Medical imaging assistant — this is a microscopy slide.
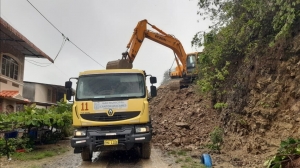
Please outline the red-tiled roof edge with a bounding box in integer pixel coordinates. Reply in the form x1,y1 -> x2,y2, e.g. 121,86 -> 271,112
0,90 -> 19,98
0,17 -> 54,63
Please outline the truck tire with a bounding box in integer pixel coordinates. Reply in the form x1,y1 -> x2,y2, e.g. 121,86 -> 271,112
141,142 -> 151,159
81,147 -> 92,161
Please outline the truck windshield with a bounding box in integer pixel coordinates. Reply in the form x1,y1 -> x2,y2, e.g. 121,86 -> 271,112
76,73 -> 145,100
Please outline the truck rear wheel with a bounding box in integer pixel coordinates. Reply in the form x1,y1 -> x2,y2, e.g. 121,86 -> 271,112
81,147 -> 92,161
141,142 -> 151,159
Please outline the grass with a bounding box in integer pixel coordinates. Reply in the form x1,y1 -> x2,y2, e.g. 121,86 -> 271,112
12,146 -> 69,161
177,150 -> 187,156
168,149 -> 206,168
175,158 -> 183,163
167,150 -> 177,155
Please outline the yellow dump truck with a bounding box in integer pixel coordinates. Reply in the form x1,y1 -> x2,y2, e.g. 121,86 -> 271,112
65,69 -> 157,161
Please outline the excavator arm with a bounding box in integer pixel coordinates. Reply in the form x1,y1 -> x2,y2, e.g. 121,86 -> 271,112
107,19 -> 187,77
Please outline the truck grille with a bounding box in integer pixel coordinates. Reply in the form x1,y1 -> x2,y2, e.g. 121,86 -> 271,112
80,111 -> 140,121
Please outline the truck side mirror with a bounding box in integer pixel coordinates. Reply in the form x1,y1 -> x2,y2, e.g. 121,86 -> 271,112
150,77 -> 157,84
66,89 -> 72,101
150,86 -> 157,97
65,81 -> 72,89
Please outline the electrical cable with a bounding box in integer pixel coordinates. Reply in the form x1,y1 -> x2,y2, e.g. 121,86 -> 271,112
53,34 -> 67,61
69,40 -> 104,68
25,60 -> 69,77
25,60 -> 52,67
26,0 -> 63,35
25,59 -> 52,65
26,0 -> 104,68
52,64 -> 70,77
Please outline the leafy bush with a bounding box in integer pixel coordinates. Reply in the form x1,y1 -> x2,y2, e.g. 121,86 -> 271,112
206,127 -> 223,152
0,101 -> 72,154
0,101 -> 72,132
193,0 -> 300,94
264,137 -> 300,168
0,137 -> 32,156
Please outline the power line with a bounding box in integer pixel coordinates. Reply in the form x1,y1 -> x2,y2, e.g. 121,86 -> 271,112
53,34 -> 67,62
26,0 -> 62,35
26,59 -> 52,67
26,59 -> 52,65
25,59 -> 70,78
26,0 -> 104,68
69,40 -> 104,67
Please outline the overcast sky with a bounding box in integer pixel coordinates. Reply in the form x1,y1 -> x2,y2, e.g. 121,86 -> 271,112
0,0 -> 211,88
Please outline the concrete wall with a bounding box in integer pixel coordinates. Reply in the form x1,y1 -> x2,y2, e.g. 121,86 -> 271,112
0,42 -> 25,82
34,84 -> 51,103
0,42 -> 25,112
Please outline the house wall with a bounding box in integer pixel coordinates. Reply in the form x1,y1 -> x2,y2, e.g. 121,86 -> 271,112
0,42 -> 25,94
0,42 -> 25,84
2,99 -> 16,112
34,84 -> 52,103
0,42 -> 25,112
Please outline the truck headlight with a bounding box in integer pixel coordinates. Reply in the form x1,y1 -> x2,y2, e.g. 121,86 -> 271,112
135,126 -> 150,133
74,130 -> 86,137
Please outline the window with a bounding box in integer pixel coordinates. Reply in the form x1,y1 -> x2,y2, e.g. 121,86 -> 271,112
76,73 -> 145,100
1,55 -> 19,80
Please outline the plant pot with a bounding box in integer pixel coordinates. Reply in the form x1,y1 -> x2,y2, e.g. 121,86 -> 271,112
16,149 -> 25,153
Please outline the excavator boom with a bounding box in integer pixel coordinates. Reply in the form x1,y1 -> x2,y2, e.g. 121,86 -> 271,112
106,19 -> 199,89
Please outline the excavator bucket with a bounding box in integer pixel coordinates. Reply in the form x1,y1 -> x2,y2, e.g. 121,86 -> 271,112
106,59 -> 133,69
168,79 -> 181,90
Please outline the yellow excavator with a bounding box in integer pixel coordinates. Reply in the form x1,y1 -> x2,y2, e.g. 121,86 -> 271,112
106,19 -> 201,88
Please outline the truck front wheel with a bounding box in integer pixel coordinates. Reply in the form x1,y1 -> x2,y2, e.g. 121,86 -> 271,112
81,147 -> 92,161
141,142 -> 151,159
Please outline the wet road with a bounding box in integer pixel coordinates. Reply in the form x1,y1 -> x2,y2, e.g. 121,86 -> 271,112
42,145 -> 177,168
79,147 -> 172,168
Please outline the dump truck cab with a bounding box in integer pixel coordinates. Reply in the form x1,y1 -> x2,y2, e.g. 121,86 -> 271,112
65,69 -> 157,161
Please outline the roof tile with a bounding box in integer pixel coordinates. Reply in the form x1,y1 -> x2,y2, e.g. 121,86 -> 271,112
0,90 -> 19,98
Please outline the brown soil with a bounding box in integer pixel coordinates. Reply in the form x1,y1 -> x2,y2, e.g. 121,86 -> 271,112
150,33 -> 300,168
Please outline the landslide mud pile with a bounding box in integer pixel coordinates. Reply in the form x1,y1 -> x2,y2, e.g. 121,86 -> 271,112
150,83 -> 220,151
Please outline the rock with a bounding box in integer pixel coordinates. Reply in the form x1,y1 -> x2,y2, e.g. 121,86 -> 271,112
164,142 -> 172,147
175,122 -> 190,128
190,150 -> 201,158
172,138 -> 181,146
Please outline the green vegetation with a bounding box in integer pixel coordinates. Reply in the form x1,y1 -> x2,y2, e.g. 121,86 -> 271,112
0,101 -> 72,157
206,127 -> 223,152
264,137 -> 300,168
0,101 -> 72,132
177,150 -> 187,156
213,102 -> 228,109
12,146 -> 68,161
168,149 -> 206,168
193,0 -> 300,98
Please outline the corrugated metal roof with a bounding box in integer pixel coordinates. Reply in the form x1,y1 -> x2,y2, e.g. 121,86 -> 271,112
0,17 -> 54,63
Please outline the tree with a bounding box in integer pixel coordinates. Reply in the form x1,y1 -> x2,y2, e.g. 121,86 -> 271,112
160,69 -> 172,85
193,0 -> 300,93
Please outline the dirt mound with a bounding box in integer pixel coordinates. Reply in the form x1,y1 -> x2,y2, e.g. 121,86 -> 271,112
149,34 -> 300,167
150,83 -> 223,158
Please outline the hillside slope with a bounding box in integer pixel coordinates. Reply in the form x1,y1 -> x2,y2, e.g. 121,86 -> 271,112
150,34 -> 300,167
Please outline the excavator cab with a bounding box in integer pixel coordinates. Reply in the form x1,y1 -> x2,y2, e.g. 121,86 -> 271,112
186,53 -> 197,74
